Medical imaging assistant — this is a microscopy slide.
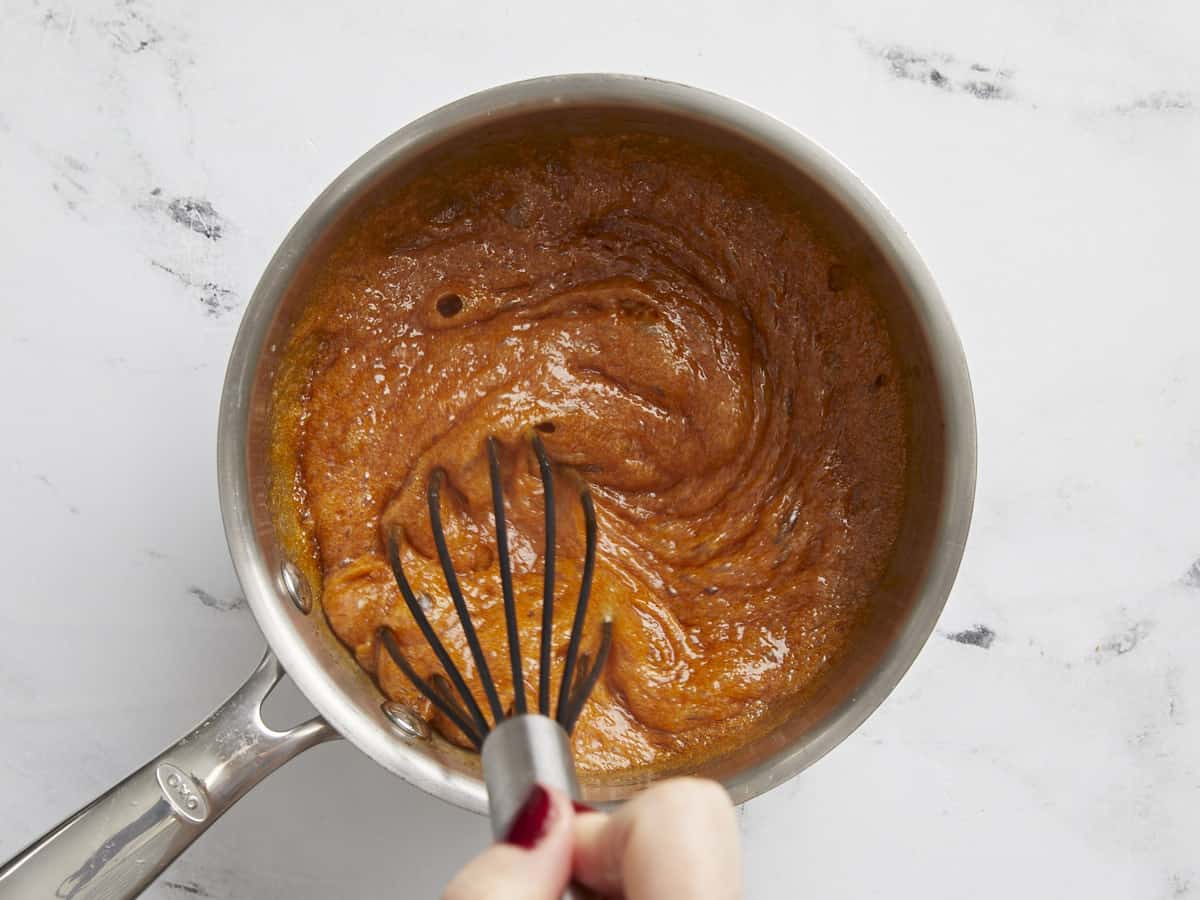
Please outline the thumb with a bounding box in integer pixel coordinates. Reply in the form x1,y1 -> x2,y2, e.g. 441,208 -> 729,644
443,785 -> 574,900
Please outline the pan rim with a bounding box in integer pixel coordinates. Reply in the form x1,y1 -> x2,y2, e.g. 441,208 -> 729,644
217,72 -> 977,813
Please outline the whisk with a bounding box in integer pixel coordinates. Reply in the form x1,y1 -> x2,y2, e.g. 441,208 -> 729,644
376,434 -> 612,843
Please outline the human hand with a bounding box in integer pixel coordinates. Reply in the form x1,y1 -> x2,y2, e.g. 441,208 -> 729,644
444,777 -> 741,899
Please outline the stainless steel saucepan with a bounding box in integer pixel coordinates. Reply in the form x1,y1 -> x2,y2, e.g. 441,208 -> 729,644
0,74 -> 976,899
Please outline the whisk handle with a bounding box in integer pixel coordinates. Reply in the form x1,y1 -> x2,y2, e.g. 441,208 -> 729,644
482,714 -> 597,900
482,714 -> 580,835
0,650 -> 337,900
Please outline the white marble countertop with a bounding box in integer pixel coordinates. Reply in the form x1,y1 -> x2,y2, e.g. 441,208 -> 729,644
2,1 -> 1198,897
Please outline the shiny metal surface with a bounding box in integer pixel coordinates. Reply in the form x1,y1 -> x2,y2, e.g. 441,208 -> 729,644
482,715 -> 581,838
382,701 -> 432,740
482,716 -> 592,900
280,559 -> 313,614
0,651 -> 336,899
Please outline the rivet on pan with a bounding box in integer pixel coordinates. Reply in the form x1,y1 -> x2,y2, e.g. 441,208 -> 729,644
382,702 -> 430,740
280,561 -> 312,615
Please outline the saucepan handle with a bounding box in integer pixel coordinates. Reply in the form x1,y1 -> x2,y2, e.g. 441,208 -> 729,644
0,649 -> 338,899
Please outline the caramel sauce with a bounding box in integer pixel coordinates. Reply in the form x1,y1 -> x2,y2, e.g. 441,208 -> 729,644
269,128 -> 907,775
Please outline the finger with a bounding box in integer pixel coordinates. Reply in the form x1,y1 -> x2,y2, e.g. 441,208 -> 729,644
443,785 -> 575,900
572,778 -> 741,900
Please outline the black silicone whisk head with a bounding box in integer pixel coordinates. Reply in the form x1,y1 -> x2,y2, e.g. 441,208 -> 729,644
377,434 -> 612,750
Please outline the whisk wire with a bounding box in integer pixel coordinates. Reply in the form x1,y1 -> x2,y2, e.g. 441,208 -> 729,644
381,435 -> 609,749
428,672 -> 482,744
428,469 -> 506,725
384,532 -> 491,739
488,437 -> 527,716
532,435 -> 556,717
562,618 -> 614,733
378,628 -> 484,749
555,484 -> 597,724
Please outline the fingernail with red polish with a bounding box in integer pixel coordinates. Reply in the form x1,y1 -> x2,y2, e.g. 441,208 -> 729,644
572,801 -> 597,814
504,785 -> 552,848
